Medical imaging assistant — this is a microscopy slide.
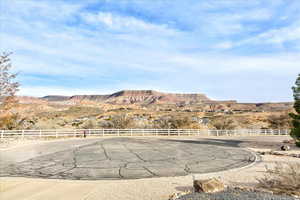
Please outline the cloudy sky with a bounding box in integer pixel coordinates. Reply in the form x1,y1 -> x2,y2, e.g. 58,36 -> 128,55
0,0 -> 299,102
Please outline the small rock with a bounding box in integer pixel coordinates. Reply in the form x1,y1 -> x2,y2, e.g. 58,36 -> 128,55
193,178 -> 225,193
280,145 -> 290,151
169,191 -> 191,200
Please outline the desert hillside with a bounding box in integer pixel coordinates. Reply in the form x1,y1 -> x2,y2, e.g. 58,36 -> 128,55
1,90 -> 292,130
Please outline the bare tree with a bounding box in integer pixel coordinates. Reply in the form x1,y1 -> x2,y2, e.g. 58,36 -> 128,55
0,52 -> 20,129
0,52 -> 19,97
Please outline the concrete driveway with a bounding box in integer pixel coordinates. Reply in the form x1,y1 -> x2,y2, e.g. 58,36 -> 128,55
0,137 -> 255,180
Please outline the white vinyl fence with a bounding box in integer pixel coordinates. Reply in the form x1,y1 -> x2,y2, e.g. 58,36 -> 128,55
0,129 -> 290,139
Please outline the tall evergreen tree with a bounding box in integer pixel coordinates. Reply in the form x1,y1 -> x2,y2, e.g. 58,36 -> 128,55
290,74 -> 300,145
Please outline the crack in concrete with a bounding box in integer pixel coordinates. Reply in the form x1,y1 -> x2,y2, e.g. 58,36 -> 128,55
143,167 -> 158,177
122,144 -> 147,162
100,143 -> 111,161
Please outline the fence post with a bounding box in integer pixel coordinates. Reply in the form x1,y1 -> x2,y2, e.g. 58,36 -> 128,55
88,129 -> 91,136
103,129 -> 105,137
1,130 -> 3,139
73,130 -> 76,138
39,130 -> 42,138
56,130 -> 58,138
22,130 -> 24,139
217,130 -> 219,137
131,129 -> 133,136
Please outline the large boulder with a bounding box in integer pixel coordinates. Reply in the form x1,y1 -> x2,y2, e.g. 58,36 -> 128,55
193,178 -> 225,193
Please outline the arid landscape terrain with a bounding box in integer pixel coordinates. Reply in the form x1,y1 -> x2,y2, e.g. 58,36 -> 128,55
10,90 -> 293,130
1,1 -> 300,200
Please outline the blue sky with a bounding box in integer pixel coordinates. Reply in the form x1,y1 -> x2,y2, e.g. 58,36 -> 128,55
0,0 -> 299,102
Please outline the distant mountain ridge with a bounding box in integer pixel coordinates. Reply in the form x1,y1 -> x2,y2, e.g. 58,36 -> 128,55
42,90 -> 213,105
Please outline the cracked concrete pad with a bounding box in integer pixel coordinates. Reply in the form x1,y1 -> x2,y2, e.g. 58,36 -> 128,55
0,137 -> 256,180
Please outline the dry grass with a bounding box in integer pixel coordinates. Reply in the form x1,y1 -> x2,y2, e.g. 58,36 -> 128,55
257,162 -> 300,197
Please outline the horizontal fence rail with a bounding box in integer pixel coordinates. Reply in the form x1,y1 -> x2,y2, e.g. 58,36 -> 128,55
0,129 -> 290,139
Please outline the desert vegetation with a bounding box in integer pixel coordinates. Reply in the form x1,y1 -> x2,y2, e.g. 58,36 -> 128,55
257,162 -> 300,197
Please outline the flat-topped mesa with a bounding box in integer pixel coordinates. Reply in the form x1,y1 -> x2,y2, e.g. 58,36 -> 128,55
41,90 -> 212,105
110,90 -> 159,97
106,90 -> 211,104
106,90 -> 162,104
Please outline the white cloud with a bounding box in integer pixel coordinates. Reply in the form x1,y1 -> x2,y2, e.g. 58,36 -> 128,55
236,21 -> 300,46
255,25 -> 300,44
80,12 -> 178,35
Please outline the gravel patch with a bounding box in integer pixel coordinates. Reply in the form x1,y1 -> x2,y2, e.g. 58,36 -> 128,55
176,188 -> 298,200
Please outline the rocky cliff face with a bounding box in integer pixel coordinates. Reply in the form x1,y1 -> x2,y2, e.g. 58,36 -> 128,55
42,90 -> 211,105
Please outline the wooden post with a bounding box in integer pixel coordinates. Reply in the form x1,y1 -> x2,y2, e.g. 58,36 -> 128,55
56,130 -> 58,138
1,130 -> 4,139
22,130 -> 24,139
